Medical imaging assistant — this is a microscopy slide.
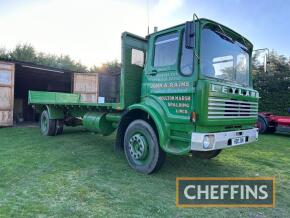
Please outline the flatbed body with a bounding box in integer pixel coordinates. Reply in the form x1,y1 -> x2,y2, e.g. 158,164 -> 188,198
29,91 -> 122,110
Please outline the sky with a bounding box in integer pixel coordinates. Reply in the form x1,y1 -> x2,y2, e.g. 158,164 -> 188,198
0,0 -> 289,67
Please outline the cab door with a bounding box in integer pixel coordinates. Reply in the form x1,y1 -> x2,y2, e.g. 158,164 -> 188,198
0,62 -> 15,126
145,27 -> 195,121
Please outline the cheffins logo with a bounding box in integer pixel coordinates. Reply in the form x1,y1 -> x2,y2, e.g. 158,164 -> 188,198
176,177 -> 275,207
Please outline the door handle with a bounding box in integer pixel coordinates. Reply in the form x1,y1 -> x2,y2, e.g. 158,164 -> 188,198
148,70 -> 157,76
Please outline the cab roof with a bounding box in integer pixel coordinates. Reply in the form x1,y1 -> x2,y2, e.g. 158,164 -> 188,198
146,18 -> 253,49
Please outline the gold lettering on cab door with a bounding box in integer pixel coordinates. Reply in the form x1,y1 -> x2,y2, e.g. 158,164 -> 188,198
151,81 -> 189,89
159,95 -> 191,115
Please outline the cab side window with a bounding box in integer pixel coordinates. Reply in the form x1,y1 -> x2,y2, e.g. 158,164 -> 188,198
154,32 -> 179,67
180,31 -> 194,76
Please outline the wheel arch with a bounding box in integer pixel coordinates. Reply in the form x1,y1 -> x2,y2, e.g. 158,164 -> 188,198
115,104 -> 168,153
34,104 -> 64,120
35,105 -> 65,120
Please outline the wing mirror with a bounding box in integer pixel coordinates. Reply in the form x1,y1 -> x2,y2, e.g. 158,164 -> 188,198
253,48 -> 270,73
185,21 -> 195,49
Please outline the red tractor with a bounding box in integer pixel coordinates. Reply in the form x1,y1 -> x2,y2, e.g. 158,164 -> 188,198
257,111 -> 290,134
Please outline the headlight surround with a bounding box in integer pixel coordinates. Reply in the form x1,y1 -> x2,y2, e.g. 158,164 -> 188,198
203,135 -> 215,149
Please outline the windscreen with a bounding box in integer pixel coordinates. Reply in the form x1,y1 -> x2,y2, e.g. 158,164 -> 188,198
201,26 -> 250,86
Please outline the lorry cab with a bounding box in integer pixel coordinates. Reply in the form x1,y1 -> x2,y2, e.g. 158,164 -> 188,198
121,18 -> 259,156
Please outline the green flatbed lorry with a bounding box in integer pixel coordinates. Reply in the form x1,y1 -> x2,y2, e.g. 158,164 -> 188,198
29,17 -> 259,174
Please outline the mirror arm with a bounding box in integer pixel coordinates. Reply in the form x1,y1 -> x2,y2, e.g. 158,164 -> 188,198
193,13 -> 199,20
253,48 -> 269,73
192,14 -> 199,62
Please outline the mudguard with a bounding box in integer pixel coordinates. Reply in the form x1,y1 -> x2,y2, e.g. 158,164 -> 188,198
45,105 -> 64,120
128,96 -> 170,151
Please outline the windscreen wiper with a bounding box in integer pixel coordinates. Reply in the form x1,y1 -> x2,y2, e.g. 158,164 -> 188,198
215,25 -> 249,53
238,44 -> 248,53
214,25 -> 235,43
235,39 -> 249,53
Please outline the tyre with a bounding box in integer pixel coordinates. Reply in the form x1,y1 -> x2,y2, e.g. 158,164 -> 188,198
257,115 -> 268,134
124,119 -> 166,174
55,120 -> 64,135
192,150 -> 222,159
40,110 -> 56,136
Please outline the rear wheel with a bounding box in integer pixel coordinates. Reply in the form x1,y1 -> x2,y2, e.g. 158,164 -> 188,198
55,120 -> 64,135
124,120 -> 165,174
40,110 -> 56,136
192,150 -> 222,159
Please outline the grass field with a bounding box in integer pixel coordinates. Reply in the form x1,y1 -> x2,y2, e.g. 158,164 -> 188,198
0,126 -> 289,217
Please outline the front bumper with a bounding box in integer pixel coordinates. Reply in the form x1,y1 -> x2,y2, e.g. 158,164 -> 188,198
191,128 -> 258,151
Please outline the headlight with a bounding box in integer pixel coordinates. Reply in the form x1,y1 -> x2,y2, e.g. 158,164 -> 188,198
203,135 -> 214,149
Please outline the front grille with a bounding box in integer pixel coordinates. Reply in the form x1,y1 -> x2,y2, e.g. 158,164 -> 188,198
208,97 -> 258,119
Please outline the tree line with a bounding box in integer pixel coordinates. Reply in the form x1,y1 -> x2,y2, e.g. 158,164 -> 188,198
0,44 -> 120,74
253,51 -> 290,115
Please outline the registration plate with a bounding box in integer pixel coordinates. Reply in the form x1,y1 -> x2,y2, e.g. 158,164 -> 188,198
231,136 -> 246,145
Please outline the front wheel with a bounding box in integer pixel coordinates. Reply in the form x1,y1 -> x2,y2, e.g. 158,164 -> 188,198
124,120 -> 165,174
192,150 -> 222,159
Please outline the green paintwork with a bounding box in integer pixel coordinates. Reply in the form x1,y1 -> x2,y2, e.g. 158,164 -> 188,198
29,91 -> 80,104
29,90 -> 121,109
46,106 -> 65,120
195,80 -> 257,132
29,18 -> 258,156
82,112 -> 116,136
105,113 -> 122,122
120,32 -> 147,109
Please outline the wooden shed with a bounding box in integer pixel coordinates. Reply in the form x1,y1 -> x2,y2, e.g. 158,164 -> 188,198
0,60 -> 74,127
0,59 -> 121,127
